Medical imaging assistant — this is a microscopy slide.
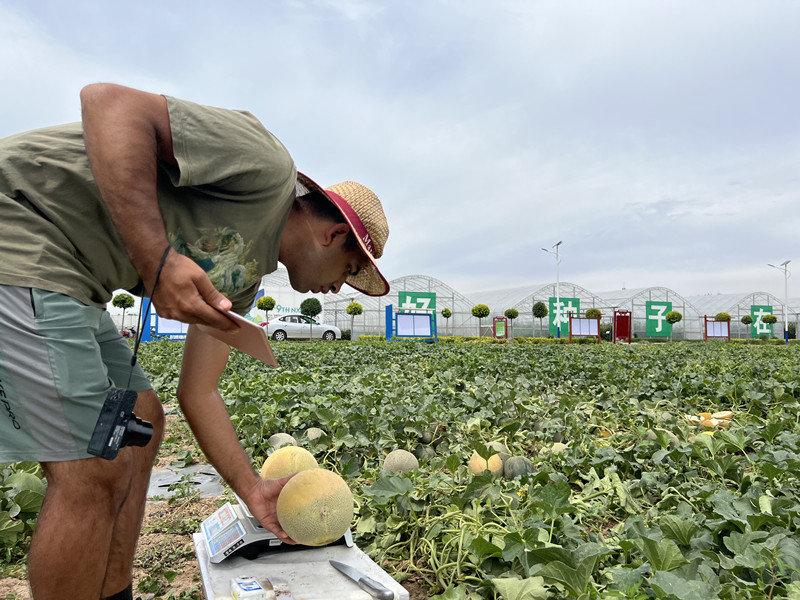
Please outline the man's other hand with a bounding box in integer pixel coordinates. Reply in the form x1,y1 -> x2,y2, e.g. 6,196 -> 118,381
151,252 -> 237,331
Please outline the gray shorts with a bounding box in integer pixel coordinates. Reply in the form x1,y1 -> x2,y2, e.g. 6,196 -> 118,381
0,285 -> 152,463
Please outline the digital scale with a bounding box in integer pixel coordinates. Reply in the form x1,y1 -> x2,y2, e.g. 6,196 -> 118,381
200,494 -> 354,564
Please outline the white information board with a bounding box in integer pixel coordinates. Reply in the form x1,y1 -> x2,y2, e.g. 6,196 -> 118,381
396,313 -> 432,337
707,321 -> 729,338
157,317 -> 188,335
571,318 -> 599,337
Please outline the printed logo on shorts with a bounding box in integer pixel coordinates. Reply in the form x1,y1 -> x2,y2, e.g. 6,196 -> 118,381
0,379 -> 22,430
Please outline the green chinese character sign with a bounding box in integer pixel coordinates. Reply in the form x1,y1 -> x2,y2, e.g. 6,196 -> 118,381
398,291 -> 437,311
548,296 -> 580,337
645,301 -> 673,337
751,305 -> 773,338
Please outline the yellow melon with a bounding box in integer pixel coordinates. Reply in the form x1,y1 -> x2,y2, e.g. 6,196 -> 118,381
468,451 -> 503,476
260,446 -> 319,479
276,468 -> 354,547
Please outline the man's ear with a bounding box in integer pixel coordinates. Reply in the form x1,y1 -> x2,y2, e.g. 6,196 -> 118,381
323,222 -> 351,247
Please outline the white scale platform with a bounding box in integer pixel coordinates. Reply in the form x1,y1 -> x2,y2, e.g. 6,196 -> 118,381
194,498 -> 409,600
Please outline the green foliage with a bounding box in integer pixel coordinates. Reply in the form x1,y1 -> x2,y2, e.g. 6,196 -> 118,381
715,312 -> 731,322
471,304 -> 490,319
741,315 -> 753,325
442,308 -> 453,319
0,462 -> 44,563
532,302 -> 548,319
762,314 -> 778,325
256,295 -> 275,312
666,310 -> 683,325
10,341 -> 800,598
111,292 -> 134,310
504,308 -> 519,320
346,301 -> 364,316
585,308 -> 602,319
299,297 -> 322,318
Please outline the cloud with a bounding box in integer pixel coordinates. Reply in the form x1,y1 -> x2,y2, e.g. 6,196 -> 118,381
1,0 -> 798,300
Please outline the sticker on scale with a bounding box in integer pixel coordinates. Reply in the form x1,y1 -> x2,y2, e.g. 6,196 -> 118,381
201,503 -> 238,539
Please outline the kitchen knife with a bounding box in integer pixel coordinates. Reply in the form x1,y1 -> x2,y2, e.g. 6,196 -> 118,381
329,560 -> 394,599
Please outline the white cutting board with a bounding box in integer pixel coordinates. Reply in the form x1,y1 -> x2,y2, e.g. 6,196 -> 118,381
193,533 -> 409,600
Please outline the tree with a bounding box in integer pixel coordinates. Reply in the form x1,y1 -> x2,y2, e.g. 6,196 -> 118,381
504,308 -> 519,338
666,310 -> 683,341
112,293 -> 135,331
471,304 -> 490,336
740,315 -> 753,339
533,301 -> 548,337
441,308 -> 452,336
585,308 -> 602,320
346,301 -> 363,337
256,295 -> 276,323
300,298 -> 323,339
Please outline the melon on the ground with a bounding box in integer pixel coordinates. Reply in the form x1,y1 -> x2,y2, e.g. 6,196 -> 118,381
468,451 -> 503,475
487,441 -> 511,462
414,444 -> 436,462
504,455 -> 533,479
276,468 -> 354,546
383,449 -> 419,473
305,427 -> 325,441
260,446 -> 318,479
268,433 -> 297,449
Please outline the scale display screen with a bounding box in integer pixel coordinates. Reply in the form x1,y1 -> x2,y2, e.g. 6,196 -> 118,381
206,521 -> 246,557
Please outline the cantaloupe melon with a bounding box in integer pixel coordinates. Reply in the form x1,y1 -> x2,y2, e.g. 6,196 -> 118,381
383,449 -> 419,473
305,427 -> 325,441
268,433 -> 297,449
487,441 -> 511,463
276,468 -> 354,546
504,455 -> 533,479
260,446 -> 318,479
468,451 -> 503,475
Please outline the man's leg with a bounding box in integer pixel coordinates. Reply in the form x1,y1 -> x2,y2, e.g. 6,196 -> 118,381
28,451 -> 135,599
100,390 -> 165,597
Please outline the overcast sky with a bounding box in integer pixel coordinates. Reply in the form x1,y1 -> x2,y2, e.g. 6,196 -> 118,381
2,1 -> 797,299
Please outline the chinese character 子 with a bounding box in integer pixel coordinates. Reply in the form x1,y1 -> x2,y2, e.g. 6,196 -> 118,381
648,304 -> 668,332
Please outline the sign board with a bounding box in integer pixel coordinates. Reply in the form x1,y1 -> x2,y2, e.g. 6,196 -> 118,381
751,305 -> 774,338
548,296 -> 580,337
571,318 -> 599,337
396,313 -> 433,337
613,310 -> 632,343
706,320 -> 730,339
493,316 -> 508,339
398,291 -> 437,311
645,301 -> 673,338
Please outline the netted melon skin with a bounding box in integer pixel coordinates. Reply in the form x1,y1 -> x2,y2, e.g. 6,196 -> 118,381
276,468 -> 354,546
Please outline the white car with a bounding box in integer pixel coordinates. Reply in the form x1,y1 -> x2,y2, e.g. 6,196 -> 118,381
261,314 -> 341,341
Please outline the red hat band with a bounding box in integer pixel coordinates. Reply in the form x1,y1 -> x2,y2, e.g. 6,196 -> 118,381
324,189 -> 376,256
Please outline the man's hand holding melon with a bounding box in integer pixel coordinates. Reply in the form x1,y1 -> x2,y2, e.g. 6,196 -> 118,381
241,475 -> 297,545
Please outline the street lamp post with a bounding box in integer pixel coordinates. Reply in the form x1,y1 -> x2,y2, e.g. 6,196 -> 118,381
541,241 -> 563,338
768,260 -> 792,345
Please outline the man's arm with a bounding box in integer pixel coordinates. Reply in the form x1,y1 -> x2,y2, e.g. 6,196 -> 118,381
177,324 -> 294,543
80,82 -> 234,330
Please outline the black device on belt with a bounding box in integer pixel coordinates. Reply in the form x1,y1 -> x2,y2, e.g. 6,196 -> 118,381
88,245 -> 171,460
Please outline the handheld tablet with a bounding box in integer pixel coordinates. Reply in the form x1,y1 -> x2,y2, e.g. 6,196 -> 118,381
197,311 -> 278,367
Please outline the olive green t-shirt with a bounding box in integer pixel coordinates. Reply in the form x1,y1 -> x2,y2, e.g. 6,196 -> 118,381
0,96 -> 296,314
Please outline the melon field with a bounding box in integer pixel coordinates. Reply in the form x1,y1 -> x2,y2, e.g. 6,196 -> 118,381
3,340 -> 800,599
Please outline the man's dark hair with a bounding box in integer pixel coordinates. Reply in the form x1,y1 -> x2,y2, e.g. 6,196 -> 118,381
295,191 -> 359,252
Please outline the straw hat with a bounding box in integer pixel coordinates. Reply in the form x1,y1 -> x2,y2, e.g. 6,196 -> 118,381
296,172 -> 390,296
